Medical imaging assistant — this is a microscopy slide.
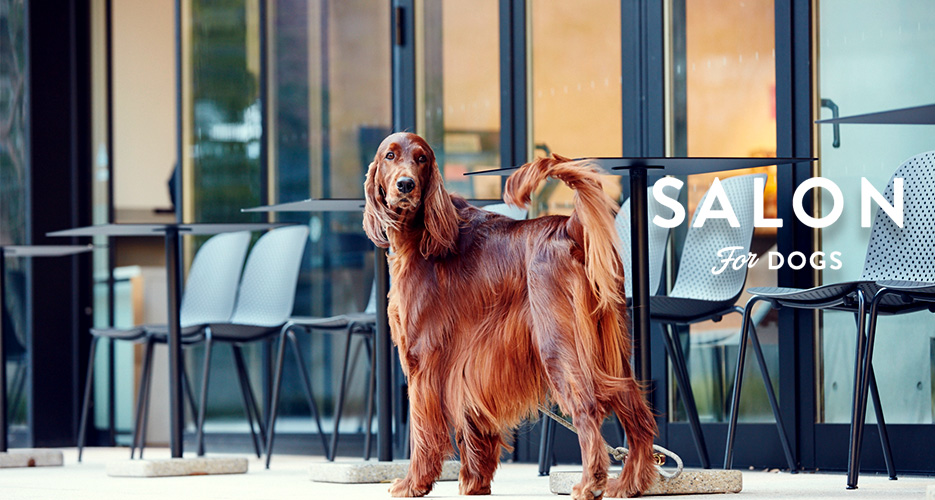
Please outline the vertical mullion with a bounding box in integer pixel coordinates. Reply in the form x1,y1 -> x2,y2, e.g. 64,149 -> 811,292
499,0 -> 526,171
389,0 -> 416,461
775,0 -> 815,471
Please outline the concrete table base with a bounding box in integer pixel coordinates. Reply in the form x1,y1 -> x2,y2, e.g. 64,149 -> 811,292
550,469 -> 742,496
309,460 -> 460,484
106,457 -> 248,477
0,449 -> 64,468
926,484 -> 934,500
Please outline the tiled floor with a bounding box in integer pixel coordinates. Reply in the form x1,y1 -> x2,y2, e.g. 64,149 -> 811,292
2,447 -> 932,499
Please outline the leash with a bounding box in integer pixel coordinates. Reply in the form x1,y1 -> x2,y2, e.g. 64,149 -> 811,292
538,404 -> 683,480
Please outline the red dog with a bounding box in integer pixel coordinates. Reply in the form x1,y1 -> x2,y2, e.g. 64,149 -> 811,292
363,132 -> 657,499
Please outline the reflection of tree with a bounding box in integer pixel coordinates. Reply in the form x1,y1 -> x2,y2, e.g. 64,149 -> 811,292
0,0 -> 27,246
190,0 -> 261,223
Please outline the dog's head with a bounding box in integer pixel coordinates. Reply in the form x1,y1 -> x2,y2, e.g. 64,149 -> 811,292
363,132 -> 458,258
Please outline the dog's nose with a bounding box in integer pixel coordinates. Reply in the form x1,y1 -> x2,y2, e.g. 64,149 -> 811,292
397,177 -> 415,194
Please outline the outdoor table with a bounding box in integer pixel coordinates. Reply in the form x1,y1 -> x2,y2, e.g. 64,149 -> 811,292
1,245 -> 93,452
47,223 -> 286,459
467,157 -> 815,386
243,197 -> 501,461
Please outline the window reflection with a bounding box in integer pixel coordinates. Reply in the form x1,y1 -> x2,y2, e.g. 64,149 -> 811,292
529,0 -> 622,215
671,0 -> 778,424
417,0 -> 501,199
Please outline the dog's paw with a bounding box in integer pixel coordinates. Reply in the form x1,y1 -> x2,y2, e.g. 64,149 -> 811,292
458,481 -> 492,495
389,477 -> 431,498
571,482 -> 604,500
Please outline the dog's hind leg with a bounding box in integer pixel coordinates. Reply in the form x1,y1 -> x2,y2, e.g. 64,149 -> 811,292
604,377 -> 658,498
455,419 -> 502,495
528,262 -> 610,500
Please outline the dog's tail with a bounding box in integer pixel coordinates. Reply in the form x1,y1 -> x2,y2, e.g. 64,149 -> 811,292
504,155 -> 624,313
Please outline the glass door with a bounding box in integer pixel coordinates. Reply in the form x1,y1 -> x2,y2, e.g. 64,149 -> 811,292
815,0 -> 935,472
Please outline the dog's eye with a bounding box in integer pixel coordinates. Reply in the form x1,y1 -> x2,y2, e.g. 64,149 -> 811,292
417,155 -> 427,163
385,152 -> 395,160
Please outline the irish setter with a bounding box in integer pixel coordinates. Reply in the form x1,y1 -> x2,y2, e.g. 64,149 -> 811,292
363,132 -> 657,499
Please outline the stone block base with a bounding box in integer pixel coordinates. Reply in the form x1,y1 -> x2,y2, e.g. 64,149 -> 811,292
308,460 -> 460,484
550,469 -> 742,496
106,457 -> 248,477
0,449 -> 64,468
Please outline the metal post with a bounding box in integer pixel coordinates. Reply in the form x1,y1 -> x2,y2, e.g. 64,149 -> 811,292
629,167 -> 651,384
0,250 -> 7,452
165,228 -> 184,458
374,248 -> 392,461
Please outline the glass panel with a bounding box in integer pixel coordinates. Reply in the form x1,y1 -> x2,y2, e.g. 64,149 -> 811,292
670,0 -> 778,423
529,0 -> 622,215
265,0 -> 392,438
182,0 -> 265,434
0,0 -> 31,445
817,0 -> 935,424
416,0 -> 501,199
188,0 -> 263,225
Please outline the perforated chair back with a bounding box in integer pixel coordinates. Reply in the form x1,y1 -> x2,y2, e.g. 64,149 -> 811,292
228,225 -> 310,327
616,187 -> 676,297
485,202 -> 528,220
179,231 -> 252,328
669,173 -> 765,302
859,150 -> 935,282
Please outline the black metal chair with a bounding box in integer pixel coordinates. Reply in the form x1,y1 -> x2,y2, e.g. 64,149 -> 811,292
264,285 -> 376,467
77,230 -> 251,461
725,150 -> 935,488
192,225 -> 309,458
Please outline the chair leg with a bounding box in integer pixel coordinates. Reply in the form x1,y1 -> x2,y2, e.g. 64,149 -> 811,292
537,409 -> 558,476
846,290 -> 869,489
748,320 -> 797,472
195,335 -> 214,456
287,330 -> 330,460
77,336 -> 101,462
265,329 -> 290,468
362,334 -> 376,461
329,329 -> 355,461
867,368 -> 896,479
848,292 -> 897,488
181,360 -> 199,426
131,337 -> 155,459
861,295 -> 896,480
661,323 -> 710,469
724,298 -> 761,469
233,345 -> 267,449
231,345 -> 263,458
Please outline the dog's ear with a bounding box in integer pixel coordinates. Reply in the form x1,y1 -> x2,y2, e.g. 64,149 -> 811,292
363,161 -> 391,249
419,161 -> 459,258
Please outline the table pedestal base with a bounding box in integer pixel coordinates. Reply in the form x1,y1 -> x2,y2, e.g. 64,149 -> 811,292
926,484 -> 934,500
308,460 -> 460,484
549,469 -> 742,496
0,449 -> 64,468
106,457 -> 248,477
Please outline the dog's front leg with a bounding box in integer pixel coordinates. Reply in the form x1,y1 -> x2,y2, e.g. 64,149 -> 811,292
389,370 -> 449,498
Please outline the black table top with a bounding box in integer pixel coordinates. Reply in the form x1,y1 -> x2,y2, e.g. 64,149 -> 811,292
1,245 -> 94,257
466,156 -> 816,177
47,222 -> 289,238
815,103 -> 935,125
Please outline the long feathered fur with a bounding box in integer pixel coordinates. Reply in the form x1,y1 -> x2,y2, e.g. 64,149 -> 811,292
363,134 -> 657,499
